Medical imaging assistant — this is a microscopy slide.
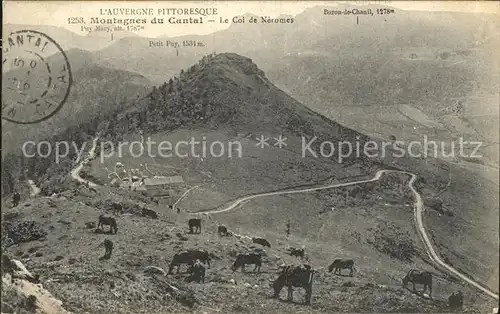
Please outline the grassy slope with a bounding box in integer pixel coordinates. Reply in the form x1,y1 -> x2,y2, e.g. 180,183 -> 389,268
2,174 -> 495,313
423,163 -> 499,291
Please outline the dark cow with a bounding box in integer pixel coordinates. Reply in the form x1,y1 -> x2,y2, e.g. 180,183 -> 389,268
448,291 -> 463,309
98,215 -> 118,234
168,250 -> 211,274
218,225 -> 228,236
402,269 -> 433,298
231,253 -> 262,273
142,207 -> 158,219
12,192 -> 21,207
188,218 -> 202,233
288,248 -> 305,259
188,259 -> 206,283
328,259 -> 355,277
273,264 -> 314,305
252,237 -> 271,248
98,239 -> 114,260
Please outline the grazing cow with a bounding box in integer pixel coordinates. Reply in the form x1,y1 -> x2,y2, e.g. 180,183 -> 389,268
328,259 -> 355,277
273,264 -> 314,305
231,253 -> 262,273
168,250 -> 211,274
288,248 -> 305,259
12,192 -> 21,208
188,259 -> 206,283
218,225 -> 228,236
98,215 -> 118,234
98,239 -> 114,259
402,269 -> 433,298
188,218 -> 202,233
448,291 -> 463,309
142,207 -> 158,219
252,237 -> 271,248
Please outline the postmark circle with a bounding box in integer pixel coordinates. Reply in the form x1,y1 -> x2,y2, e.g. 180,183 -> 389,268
2,30 -> 72,124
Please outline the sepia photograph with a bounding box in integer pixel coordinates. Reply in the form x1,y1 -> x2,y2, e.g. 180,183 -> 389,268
1,1 -> 499,313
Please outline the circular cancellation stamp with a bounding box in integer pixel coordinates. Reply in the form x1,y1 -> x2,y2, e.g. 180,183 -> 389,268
2,30 -> 72,124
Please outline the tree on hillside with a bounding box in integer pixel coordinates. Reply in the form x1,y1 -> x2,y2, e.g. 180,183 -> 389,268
149,86 -> 161,109
199,56 -> 207,66
150,86 -> 158,101
168,78 -> 174,94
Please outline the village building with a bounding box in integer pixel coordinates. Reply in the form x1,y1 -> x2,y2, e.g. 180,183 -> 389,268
142,175 -> 184,196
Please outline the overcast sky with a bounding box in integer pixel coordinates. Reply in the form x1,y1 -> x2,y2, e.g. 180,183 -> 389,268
3,1 -> 499,37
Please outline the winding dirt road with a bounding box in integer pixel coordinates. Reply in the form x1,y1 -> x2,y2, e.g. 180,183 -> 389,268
70,137 -> 100,187
70,137 -> 498,300
195,169 -> 499,301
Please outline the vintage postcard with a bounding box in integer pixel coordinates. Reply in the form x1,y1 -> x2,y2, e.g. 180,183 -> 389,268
1,1 -> 499,313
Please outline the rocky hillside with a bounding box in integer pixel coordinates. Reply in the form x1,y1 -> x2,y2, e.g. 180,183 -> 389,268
1,254 -> 72,314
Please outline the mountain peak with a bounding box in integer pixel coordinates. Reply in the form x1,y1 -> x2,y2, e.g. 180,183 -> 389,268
205,53 -> 267,80
128,52 -> 368,162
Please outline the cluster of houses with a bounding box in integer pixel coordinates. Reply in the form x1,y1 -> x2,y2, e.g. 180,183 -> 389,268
108,162 -> 184,196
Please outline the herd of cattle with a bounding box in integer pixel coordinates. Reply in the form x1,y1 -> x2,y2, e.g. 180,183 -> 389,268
95,214 -> 466,308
